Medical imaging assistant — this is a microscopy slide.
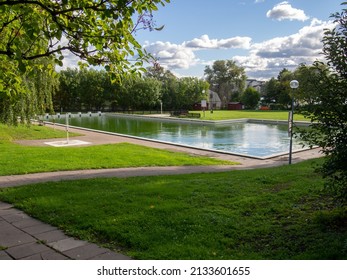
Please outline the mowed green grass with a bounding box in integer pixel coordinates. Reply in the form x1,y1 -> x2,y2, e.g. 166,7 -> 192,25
190,110 -> 308,121
1,159 -> 346,260
0,123 -> 80,142
0,124 -> 236,175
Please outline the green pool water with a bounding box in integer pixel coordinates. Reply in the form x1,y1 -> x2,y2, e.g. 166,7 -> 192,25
51,113 -> 304,158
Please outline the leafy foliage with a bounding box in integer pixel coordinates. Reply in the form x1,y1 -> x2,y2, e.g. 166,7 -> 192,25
117,75 -> 161,110
0,0 -> 169,74
0,58 -> 56,124
204,60 -> 246,108
293,63 -> 329,106
262,68 -> 294,109
0,0 -> 170,123
298,3 -> 347,203
241,87 -> 260,109
55,68 -> 209,111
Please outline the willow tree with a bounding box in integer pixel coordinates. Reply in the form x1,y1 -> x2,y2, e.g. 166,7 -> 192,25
0,0 -> 169,123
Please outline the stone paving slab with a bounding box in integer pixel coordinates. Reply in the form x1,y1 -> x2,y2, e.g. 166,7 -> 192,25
0,201 -> 131,260
0,208 -> 29,222
21,223 -> 58,235
12,218 -> 44,229
48,238 -> 88,252
5,242 -> 52,259
63,243 -> 110,260
0,221 -> 36,247
34,229 -> 70,243
21,250 -> 69,260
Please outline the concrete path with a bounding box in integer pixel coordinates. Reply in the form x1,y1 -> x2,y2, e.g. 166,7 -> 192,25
1,123 -> 324,260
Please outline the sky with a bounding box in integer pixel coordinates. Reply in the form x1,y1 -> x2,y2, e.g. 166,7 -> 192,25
133,0 -> 342,80
61,0 -> 343,81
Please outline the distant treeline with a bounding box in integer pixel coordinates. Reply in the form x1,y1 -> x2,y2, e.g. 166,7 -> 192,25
54,68 -> 209,112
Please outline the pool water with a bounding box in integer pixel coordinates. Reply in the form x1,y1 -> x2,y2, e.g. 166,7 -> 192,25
52,114 -> 304,158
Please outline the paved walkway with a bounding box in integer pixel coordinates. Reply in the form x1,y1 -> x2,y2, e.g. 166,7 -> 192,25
1,124 -> 324,260
0,202 -> 131,260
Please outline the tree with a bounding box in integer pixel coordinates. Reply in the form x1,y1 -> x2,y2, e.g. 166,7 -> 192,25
0,0 -> 169,73
79,69 -> 110,111
113,76 -> 161,110
262,77 -> 279,105
161,74 -> 179,110
293,64 -> 324,106
0,57 -> 56,124
241,87 -> 260,110
177,77 -> 209,110
261,68 -> 294,109
298,3 -> 347,203
54,68 -> 80,112
277,68 -> 293,108
145,64 -> 176,81
145,65 -> 209,110
0,0 -> 169,123
204,60 -> 246,108
129,77 -> 161,110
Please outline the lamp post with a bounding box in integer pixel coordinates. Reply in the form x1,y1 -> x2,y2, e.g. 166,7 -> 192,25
288,80 -> 299,164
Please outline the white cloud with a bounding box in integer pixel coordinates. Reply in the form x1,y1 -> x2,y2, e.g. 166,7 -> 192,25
144,35 -> 251,70
235,18 -> 336,79
143,18 -> 336,79
252,18 -> 334,59
266,1 -> 310,21
184,34 -> 251,50
144,41 -> 198,69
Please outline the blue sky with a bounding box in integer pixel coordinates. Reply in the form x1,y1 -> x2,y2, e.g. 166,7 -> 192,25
134,0 -> 342,80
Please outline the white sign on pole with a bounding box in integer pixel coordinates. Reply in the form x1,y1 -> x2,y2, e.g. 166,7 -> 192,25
201,100 -> 207,108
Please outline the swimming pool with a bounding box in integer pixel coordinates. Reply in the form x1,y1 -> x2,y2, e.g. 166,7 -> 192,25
51,113 -> 305,158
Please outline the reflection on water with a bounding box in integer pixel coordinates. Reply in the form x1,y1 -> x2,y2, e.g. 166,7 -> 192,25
54,114 -> 303,157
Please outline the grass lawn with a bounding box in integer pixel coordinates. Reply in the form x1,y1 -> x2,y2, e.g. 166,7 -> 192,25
0,123 -> 80,142
190,110 -> 309,121
0,124 -> 236,175
1,159 -> 346,260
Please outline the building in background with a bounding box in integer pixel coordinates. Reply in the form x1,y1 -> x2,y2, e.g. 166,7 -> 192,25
208,90 -> 222,110
246,79 -> 265,93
